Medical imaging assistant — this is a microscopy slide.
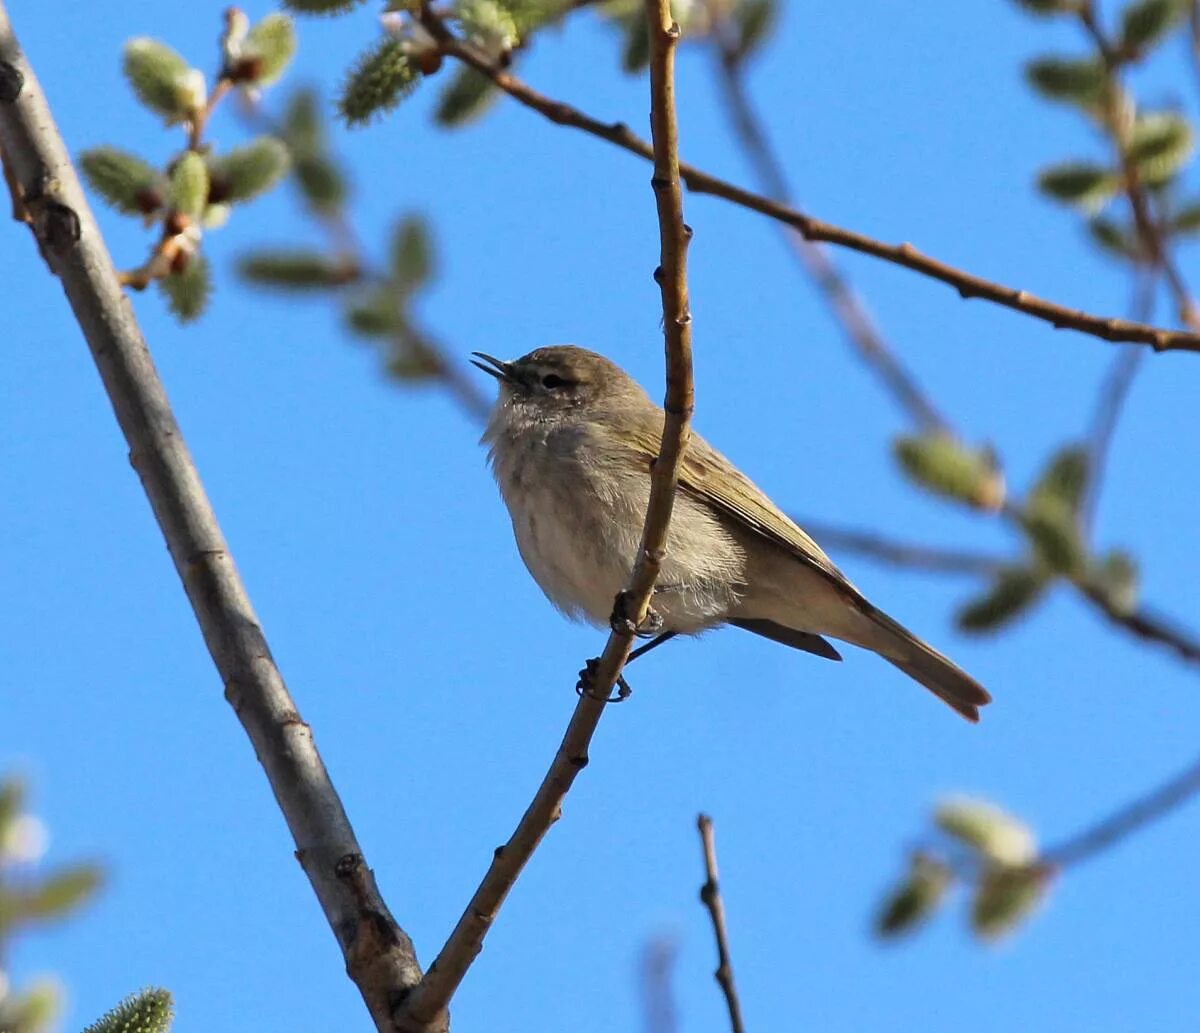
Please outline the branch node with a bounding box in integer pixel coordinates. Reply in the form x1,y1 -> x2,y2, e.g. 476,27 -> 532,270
0,59 -> 22,101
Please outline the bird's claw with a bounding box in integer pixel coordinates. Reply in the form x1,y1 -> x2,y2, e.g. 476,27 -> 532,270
575,658 -> 632,703
609,592 -> 665,639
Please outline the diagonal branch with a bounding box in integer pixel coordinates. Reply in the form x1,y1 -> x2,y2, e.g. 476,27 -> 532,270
0,9 -> 433,1032
1044,752 -> 1200,868
395,0 -> 695,1023
797,520 -> 1010,576
707,19 -> 950,433
415,13 -> 1200,354
696,815 -> 746,1033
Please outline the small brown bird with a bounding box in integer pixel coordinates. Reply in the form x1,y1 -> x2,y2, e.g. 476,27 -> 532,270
473,345 -> 991,721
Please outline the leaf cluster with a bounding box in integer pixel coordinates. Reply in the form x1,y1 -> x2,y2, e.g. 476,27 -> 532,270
876,798 -> 1053,942
77,14 -> 297,323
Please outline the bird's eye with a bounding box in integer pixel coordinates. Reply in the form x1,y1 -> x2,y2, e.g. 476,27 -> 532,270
541,373 -> 569,390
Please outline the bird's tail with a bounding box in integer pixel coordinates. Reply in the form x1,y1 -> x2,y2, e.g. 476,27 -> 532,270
858,604 -> 992,722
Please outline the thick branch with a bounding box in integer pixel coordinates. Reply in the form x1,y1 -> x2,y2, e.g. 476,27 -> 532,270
697,815 -> 746,1033
395,0 -> 695,1023
0,10 -> 432,1032
417,15 -> 1200,354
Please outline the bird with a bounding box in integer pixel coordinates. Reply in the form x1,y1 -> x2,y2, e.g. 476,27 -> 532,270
471,345 -> 991,722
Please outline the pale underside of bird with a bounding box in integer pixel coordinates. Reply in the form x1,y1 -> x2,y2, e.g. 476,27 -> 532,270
473,345 -> 992,722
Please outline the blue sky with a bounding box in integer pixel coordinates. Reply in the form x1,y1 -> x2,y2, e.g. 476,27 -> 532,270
4,1 -> 1200,1031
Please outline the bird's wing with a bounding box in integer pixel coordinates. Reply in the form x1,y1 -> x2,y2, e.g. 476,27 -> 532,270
623,422 -> 864,599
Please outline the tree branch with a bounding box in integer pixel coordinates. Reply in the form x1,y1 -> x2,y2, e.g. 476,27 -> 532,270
0,10 -> 434,1032
1081,276 -> 1151,535
696,815 -> 746,1033
415,13 -> 1200,354
797,520 -> 1010,576
1079,2 -> 1199,330
1044,752 -> 1200,868
707,19 -> 950,433
395,0 -> 696,1023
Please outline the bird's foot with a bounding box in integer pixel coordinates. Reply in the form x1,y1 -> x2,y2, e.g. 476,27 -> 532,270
575,658 -> 632,703
609,591 -> 665,639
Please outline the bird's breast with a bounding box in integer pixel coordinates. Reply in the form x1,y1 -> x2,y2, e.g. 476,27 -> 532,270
487,424 -> 747,632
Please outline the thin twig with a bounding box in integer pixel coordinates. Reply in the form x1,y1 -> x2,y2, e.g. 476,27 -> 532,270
697,815 -> 746,1033
1081,275 -> 1152,535
1044,753 -> 1200,867
187,75 -> 233,151
240,94 -> 490,423
395,0 -> 696,1022
0,10 -> 436,1032
793,519 -> 1200,665
797,520 -> 1010,576
415,13 -> 1200,353
640,937 -> 678,1033
1079,3 -> 1199,330
708,20 -> 949,433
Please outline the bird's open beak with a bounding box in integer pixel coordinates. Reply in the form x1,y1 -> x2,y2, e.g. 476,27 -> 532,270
470,352 -> 515,383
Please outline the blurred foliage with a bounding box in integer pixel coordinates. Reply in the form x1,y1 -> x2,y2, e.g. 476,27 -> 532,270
239,89 -> 450,385
1016,0 -> 1199,254
0,776 -> 103,1033
892,434 -> 1005,511
78,9 -> 296,322
285,0 -> 782,126
876,798 -> 1053,943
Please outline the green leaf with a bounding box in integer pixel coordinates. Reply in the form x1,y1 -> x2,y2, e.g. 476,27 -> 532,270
238,13 -> 297,85
1119,0 -> 1188,52
971,864 -> 1051,941
0,776 -> 25,835
78,147 -> 165,215
1170,200 -> 1200,234
82,988 -> 173,1033
892,434 -> 1005,509
283,0 -> 368,12
0,978 -> 60,1033
1087,549 -> 1140,614
435,66 -> 500,127
935,799 -> 1038,866
158,253 -> 211,322
388,327 -> 444,380
122,39 -> 197,122
1037,162 -> 1121,211
391,215 -> 433,287
238,250 -> 356,289
956,567 -> 1049,633
732,0 -> 776,61
875,852 -> 953,939
1021,498 -> 1087,576
19,865 -> 103,922
1031,445 -> 1089,511
1011,0 -> 1080,13
338,39 -> 421,127
1024,56 -> 1106,107
168,152 -> 209,219
1088,216 -> 1143,259
494,0 -> 571,33
294,154 -> 348,212
1128,112 -> 1194,187
282,88 -> 324,153
456,0 -> 521,51
621,15 -> 651,72
344,288 -> 402,336
208,138 -> 291,204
